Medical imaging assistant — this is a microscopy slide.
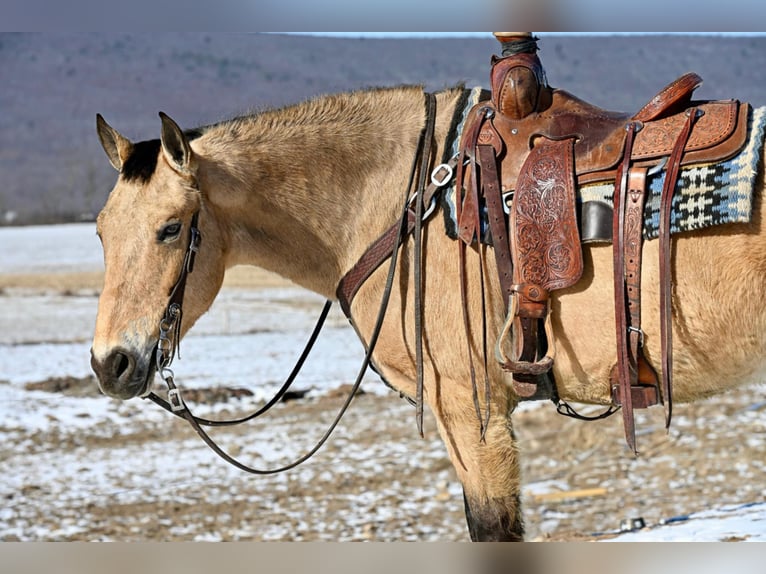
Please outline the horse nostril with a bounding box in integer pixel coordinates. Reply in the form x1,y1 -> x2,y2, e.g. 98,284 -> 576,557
113,352 -> 131,379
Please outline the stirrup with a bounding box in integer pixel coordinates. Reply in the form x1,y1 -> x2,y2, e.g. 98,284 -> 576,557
495,293 -> 556,376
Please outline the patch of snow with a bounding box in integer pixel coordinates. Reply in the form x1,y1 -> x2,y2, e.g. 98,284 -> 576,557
0,223 -> 102,274
608,502 -> 766,542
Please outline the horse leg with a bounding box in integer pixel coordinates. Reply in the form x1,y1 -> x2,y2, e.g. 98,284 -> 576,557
431,384 -> 524,541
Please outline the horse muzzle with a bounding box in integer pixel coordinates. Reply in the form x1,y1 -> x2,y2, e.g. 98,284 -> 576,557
90,346 -> 155,400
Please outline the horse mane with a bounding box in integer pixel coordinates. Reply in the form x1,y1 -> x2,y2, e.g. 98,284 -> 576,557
120,84 -> 448,184
210,84 -> 430,132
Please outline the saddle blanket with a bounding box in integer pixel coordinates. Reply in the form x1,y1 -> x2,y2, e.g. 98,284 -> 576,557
441,89 -> 766,242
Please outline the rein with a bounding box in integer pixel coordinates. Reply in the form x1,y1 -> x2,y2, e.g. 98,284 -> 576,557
144,92 -> 439,474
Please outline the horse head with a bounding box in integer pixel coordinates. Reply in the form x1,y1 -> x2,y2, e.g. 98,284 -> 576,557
91,113 -> 226,400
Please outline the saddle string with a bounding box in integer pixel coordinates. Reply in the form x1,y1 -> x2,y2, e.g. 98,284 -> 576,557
146,94 -> 437,474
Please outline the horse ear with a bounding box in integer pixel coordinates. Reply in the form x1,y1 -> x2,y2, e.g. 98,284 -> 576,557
159,112 -> 194,175
96,114 -> 133,172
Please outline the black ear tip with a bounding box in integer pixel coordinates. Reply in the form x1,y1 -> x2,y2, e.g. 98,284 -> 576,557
159,112 -> 179,130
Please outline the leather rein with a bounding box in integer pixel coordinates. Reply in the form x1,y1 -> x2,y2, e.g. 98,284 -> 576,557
144,93 -> 441,474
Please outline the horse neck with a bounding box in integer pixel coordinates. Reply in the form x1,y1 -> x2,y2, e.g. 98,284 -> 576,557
194,87 -> 463,299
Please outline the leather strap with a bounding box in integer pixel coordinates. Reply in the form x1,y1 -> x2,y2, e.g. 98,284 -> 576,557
337,210 -> 416,317
457,106 -> 493,244
413,93 -> 437,436
659,106 -> 701,429
625,167 -> 648,349
155,210 -> 201,367
612,122 -> 640,453
336,92 -> 440,436
148,300 -> 332,426
610,166 -> 660,415
336,157 -> 458,316
454,107 -> 496,436
478,143 -> 513,308
625,167 -> 661,406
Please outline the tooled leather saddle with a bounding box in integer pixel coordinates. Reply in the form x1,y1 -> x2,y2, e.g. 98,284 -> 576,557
457,33 -> 750,452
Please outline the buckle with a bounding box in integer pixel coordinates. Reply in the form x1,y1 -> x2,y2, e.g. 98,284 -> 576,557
167,387 -> 185,413
189,227 -> 201,253
502,191 -> 514,214
186,227 -> 201,273
627,326 -> 645,347
430,163 -> 454,187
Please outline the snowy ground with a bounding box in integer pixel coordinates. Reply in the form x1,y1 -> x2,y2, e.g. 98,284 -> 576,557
1,223 -> 765,541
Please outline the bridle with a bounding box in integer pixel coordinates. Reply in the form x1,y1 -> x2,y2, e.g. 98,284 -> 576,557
144,93 -> 440,474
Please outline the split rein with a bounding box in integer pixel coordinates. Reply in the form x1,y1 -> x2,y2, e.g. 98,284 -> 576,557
144,93 -> 440,475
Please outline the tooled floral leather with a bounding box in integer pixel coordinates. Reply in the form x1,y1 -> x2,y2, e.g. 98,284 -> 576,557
631,100 -> 737,158
510,137 -> 584,294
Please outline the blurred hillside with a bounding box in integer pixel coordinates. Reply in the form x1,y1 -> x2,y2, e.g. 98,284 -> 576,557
1,33 -> 765,225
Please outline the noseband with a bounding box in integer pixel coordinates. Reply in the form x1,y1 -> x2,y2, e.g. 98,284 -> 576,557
143,92 -> 440,474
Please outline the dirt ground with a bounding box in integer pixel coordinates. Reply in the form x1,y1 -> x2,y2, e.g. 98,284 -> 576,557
3,269 -> 766,542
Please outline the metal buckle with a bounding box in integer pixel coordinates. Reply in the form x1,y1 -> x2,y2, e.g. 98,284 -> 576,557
189,227 -> 201,253
430,163 -> 454,187
502,191 -> 514,214
186,227 -> 201,272
628,326 -> 645,347
167,387 -> 185,412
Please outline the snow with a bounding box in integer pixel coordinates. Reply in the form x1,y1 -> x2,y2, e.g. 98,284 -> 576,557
0,223 -> 103,274
608,502 -> 766,542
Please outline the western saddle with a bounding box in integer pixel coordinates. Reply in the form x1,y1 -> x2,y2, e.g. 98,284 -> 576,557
458,33 -> 749,452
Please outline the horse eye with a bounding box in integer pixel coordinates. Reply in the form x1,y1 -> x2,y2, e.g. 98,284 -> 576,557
157,221 -> 182,242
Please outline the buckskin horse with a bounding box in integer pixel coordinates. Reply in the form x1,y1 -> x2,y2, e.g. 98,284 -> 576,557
90,34 -> 766,541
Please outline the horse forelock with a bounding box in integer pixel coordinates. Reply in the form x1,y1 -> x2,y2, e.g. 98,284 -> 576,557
121,129 -> 204,184
121,139 -> 161,183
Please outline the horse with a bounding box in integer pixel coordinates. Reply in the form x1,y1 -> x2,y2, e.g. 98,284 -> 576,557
90,83 -> 766,541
